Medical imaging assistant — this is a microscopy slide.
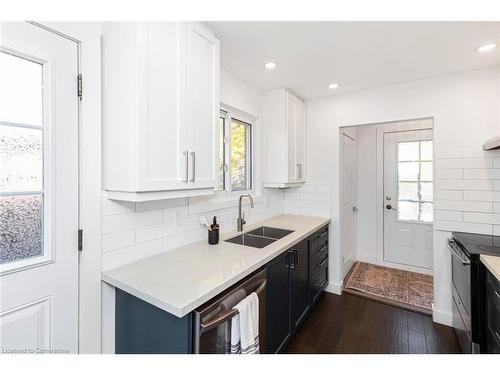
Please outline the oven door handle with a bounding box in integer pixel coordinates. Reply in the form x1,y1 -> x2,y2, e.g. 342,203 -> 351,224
448,242 -> 470,266
200,279 -> 267,333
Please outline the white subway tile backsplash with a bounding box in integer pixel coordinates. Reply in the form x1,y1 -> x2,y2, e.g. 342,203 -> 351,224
435,190 -> 463,201
463,190 -> 500,202
102,230 -> 135,252
434,200 -> 492,213
435,158 -> 493,169
435,169 -> 463,180
494,181 -> 500,191
102,210 -> 162,234
102,239 -> 164,271
101,198 -> 135,216
463,169 -> 500,180
435,151 -> 463,159
494,203 -> 500,213
434,210 -> 463,222
136,221 -> 186,243
494,158 -> 500,168
434,220 -> 492,235
494,226 -> 500,236
435,179 -> 493,191
463,212 -> 500,225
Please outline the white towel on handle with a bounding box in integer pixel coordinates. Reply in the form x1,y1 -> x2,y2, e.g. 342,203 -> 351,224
230,292 -> 259,354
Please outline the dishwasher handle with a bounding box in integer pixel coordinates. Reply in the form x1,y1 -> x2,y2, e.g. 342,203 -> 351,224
200,278 -> 267,333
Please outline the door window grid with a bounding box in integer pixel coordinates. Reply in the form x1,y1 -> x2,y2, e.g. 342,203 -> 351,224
217,110 -> 253,192
0,51 -> 45,265
397,140 -> 433,223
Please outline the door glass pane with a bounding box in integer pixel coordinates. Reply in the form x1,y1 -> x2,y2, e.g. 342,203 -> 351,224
421,202 -> 433,223
398,162 -> 419,181
398,142 -> 419,161
0,52 -> 43,126
396,139 -> 433,223
399,182 -> 418,201
420,162 -> 433,181
0,194 -> 43,264
398,201 -> 419,221
0,126 -> 43,192
420,182 -> 433,202
230,118 -> 248,191
420,141 -> 433,161
0,52 -> 45,266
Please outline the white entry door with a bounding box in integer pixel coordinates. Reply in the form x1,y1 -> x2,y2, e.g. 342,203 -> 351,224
341,133 -> 357,277
0,22 -> 79,353
383,129 -> 433,269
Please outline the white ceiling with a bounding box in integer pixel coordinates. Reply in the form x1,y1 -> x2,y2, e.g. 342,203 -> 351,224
207,21 -> 500,100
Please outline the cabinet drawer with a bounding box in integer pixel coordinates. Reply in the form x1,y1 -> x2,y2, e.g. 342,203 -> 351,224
310,226 -> 328,252
310,261 -> 328,304
311,241 -> 328,261
311,250 -> 328,274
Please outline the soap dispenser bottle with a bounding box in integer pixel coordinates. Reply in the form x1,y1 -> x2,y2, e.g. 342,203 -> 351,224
208,216 -> 219,245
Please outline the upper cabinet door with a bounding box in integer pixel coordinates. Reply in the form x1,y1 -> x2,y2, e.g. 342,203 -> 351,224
295,99 -> 306,182
136,22 -> 188,191
186,22 -> 220,189
286,92 -> 298,182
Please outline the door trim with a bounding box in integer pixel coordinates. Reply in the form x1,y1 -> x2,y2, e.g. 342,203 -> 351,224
30,22 -> 103,354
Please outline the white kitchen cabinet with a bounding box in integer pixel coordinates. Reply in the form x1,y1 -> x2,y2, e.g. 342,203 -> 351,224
102,22 -> 220,201
263,89 -> 306,188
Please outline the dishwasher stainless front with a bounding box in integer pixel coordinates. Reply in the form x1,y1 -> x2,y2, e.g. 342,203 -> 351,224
193,269 -> 267,354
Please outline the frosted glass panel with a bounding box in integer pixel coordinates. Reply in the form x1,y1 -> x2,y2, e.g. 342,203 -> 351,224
398,162 -> 419,181
398,201 -> 419,221
0,125 -> 43,192
421,202 -> 433,223
420,141 -> 433,161
0,194 -> 43,264
420,162 -> 433,181
398,142 -> 419,161
0,52 -> 43,126
421,182 -> 433,202
399,182 -> 418,201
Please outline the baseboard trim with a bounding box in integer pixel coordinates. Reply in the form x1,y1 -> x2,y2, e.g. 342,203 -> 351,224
325,280 -> 343,295
432,305 -> 453,327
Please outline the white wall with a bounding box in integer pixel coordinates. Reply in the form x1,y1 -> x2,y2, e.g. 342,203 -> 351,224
300,65 -> 500,325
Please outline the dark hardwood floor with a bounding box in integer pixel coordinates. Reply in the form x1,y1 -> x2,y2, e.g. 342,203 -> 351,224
286,292 -> 461,354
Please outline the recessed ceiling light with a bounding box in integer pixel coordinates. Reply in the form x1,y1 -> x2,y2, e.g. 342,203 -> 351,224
328,83 -> 339,89
476,43 -> 497,53
264,62 -> 276,69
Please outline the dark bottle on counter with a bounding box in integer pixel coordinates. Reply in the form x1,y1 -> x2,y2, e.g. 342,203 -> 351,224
208,216 -> 219,245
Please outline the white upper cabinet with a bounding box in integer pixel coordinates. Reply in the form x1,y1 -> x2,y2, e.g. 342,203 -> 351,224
102,22 -> 220,201
263,89 -> 306,188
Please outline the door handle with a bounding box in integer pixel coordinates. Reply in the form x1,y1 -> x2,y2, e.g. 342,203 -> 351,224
386,204 -> 397,211
190,151 -> 196,182
183,150 -> 189,182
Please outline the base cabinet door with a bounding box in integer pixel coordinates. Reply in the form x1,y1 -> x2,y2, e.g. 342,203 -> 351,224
265,251 -> 291,353
290,240 -> 310,331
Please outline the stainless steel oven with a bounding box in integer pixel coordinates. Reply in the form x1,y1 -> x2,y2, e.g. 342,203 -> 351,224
449,238 -> 479,353
192,269 -> 266,354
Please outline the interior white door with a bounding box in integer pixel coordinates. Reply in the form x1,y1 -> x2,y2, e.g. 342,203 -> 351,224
383,129 -> 433,269
0,22 -> 79,353
341,133 -> 357,277
186,22 -> 219,189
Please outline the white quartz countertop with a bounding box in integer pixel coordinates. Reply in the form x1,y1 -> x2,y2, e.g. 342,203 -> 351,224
102,214 -> 331,318
481,254 -> 500,282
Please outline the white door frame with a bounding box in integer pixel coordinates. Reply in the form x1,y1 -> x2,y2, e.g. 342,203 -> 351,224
375,118 -> 434,275
33,22 -> 103,354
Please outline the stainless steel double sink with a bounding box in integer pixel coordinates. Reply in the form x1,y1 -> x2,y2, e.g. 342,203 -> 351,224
225,226 -> 294,249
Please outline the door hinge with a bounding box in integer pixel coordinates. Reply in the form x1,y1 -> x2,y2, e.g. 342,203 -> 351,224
78,229 -> 83,252
77,74 -> 82,99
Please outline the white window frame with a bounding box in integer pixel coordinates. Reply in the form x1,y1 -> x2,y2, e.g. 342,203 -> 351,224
0,49 -> 54,275
218,106 -> 255,194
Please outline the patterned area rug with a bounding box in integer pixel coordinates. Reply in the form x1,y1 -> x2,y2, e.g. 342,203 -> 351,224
344,262 -> 433,313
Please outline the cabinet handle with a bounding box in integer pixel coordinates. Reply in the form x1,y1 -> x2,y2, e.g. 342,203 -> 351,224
296,164 -> 300,179
495,290 -> 500,300
190,151 -> 196,182
288,250 -> 297,270
183,150 -> 189,182
299,164 -> 302,179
